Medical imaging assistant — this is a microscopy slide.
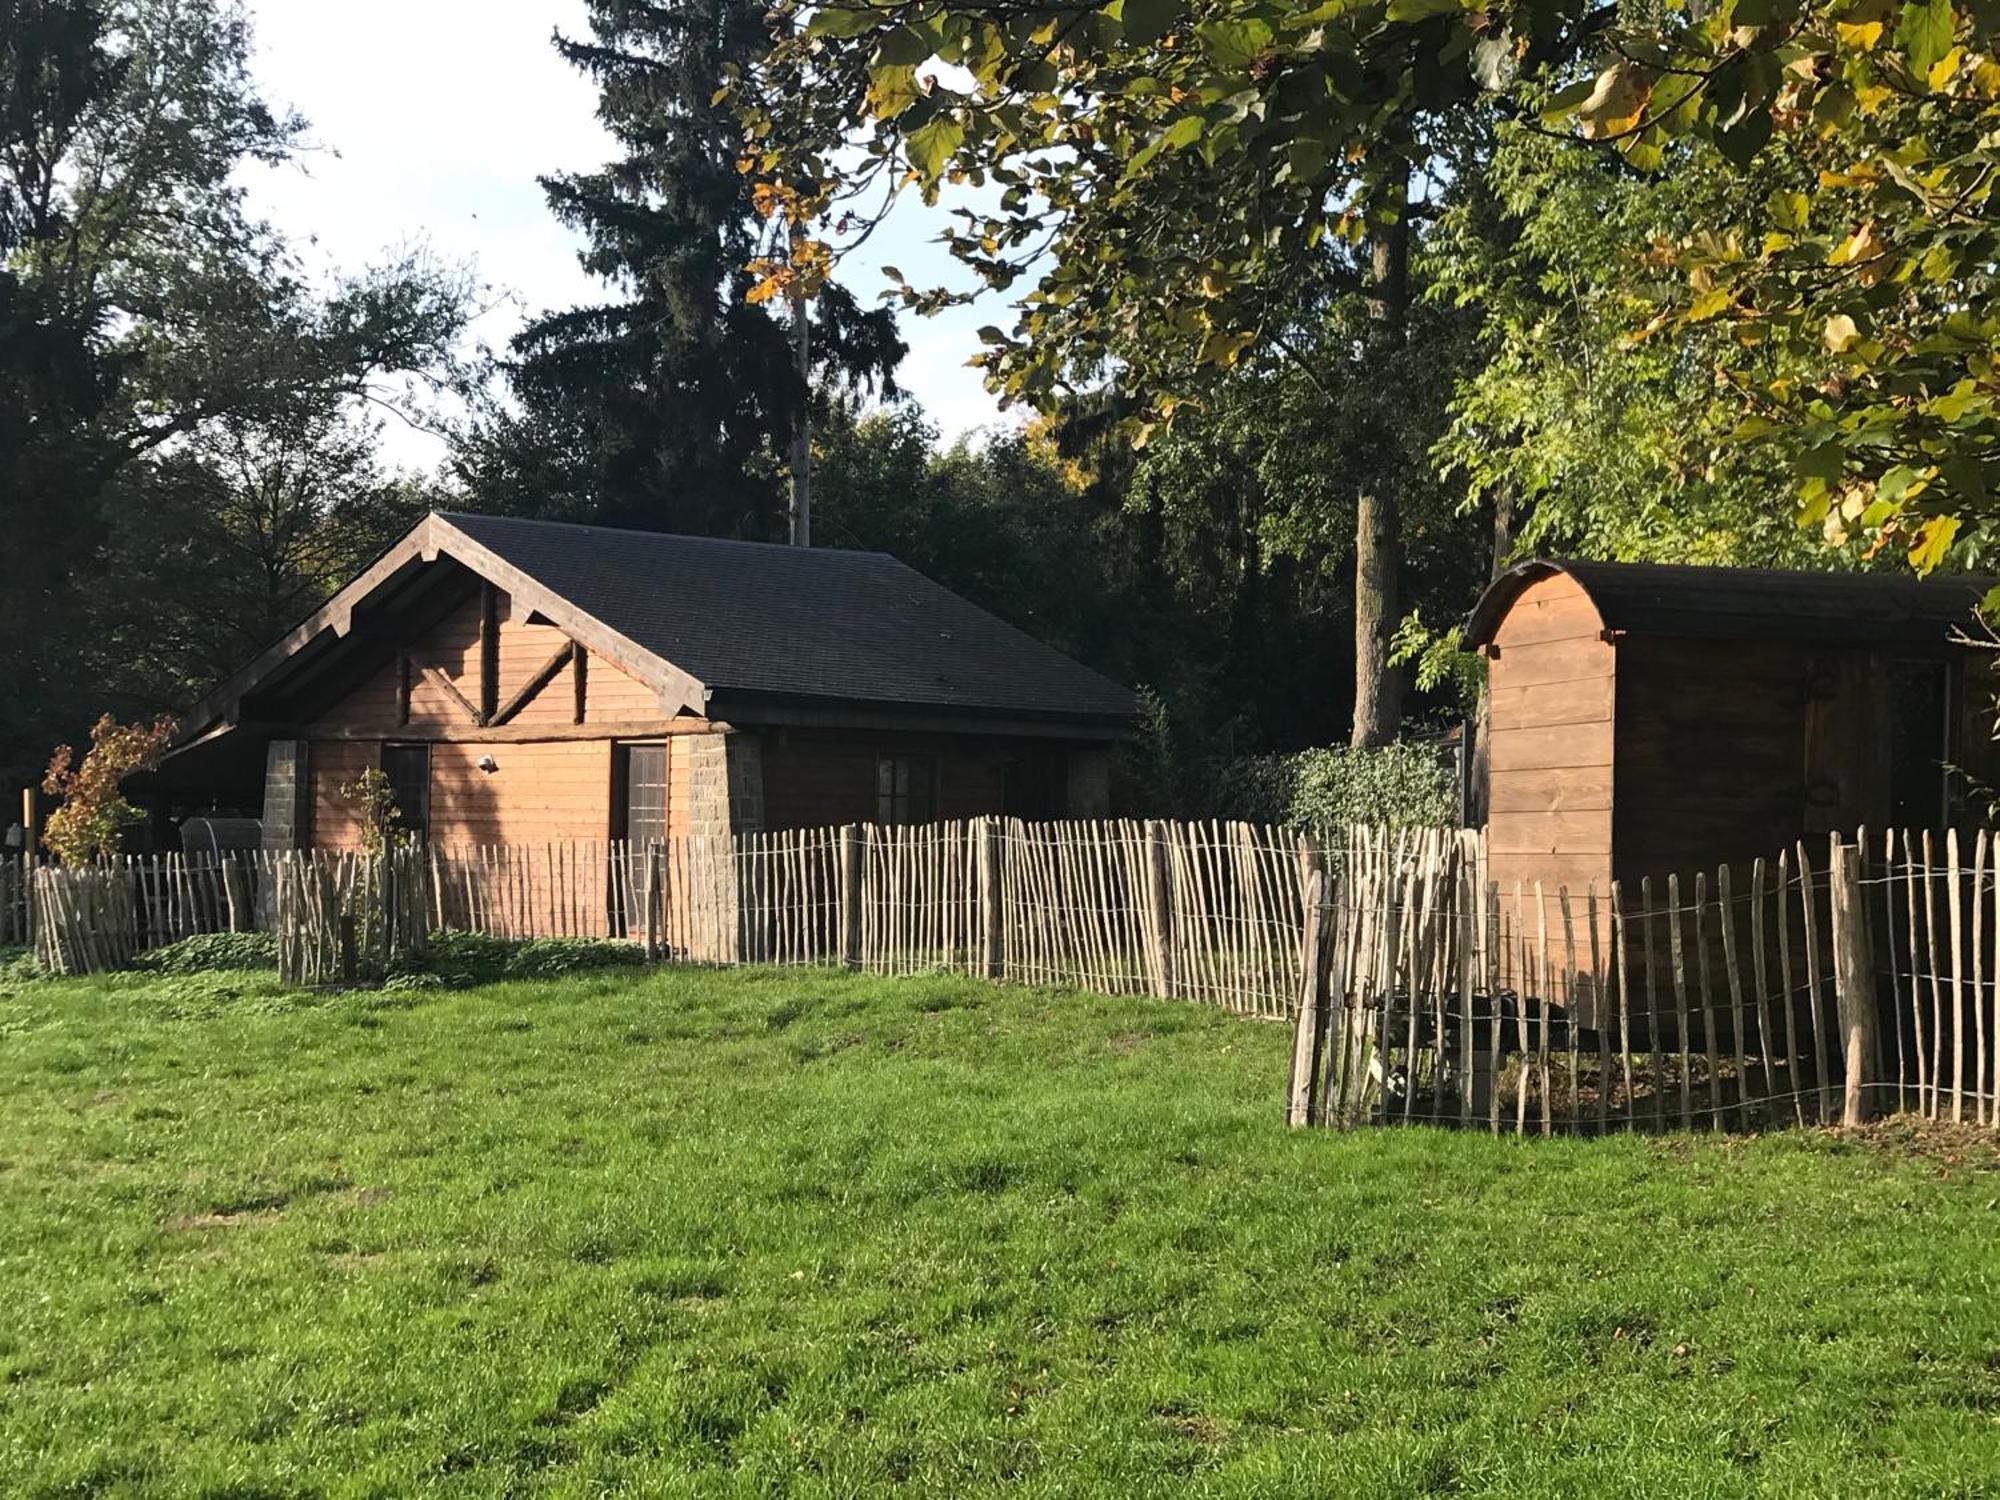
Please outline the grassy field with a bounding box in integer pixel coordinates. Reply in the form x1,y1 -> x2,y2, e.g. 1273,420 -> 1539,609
1,962 -> 1996,1498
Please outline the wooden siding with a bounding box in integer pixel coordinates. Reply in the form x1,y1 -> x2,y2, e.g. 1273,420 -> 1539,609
756,730 -> 1013,831
306,741 -> 378,850
309,591 -> 660,735
1484,572 -> 1615,898
1611,637 -> 1816,881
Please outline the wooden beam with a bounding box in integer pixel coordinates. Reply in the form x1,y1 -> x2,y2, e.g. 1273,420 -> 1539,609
572,644 -> 587,725
412,659 -> 482,724
491,640 -> 579,726
396,653 -> 412,726
430,516 -> 708,716
278,718 -> 718,744
478,580 -> 500,723
175,515 -> 447,740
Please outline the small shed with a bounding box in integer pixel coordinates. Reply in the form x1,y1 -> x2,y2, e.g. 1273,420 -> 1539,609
1461,559 -> 1999,894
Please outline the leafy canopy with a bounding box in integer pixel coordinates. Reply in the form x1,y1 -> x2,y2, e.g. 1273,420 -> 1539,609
738,0 -> 2000,573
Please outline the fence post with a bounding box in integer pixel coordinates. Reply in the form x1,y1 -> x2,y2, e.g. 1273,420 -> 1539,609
980,817 -> 1004,980
1829,830 -> 1879,1127
643,841 -> 662,961
21,788 -> 39,953
1286,860 -> 1329,1126
841,823 -> 865,971
1144,819 -> 1175,998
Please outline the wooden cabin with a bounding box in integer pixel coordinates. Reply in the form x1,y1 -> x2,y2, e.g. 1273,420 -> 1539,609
153,512 -> 1138,850
1462,558 -> 2000,895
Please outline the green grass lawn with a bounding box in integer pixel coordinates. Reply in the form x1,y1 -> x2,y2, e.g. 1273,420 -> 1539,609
1,963 -> 1997,1498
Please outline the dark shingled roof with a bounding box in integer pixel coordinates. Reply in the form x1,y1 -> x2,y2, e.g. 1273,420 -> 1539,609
441,512 -> 1139,723
1462,558 -> 1995,649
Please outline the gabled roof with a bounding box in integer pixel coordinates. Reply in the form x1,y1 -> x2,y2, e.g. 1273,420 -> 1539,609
174,512 -> 1138,748
440,512 -> 1138,722
1462,558 -> 1995,650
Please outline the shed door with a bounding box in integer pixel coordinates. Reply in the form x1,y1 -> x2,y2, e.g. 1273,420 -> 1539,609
619,743 -> 669,846
610,742 -> 669,938
1887,660 -> 1950,829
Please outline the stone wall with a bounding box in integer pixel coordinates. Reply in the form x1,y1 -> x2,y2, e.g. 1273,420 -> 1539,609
260,741 -> 310,851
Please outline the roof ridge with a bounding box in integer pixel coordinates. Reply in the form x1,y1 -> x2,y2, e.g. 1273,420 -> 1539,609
435,509 -> 896,562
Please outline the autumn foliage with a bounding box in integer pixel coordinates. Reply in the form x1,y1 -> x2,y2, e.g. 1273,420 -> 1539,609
40,715 -> 177,865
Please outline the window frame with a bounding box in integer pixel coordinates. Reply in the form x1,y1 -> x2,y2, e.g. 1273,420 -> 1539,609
875,753 -> 939,826
380,742 -> 431,838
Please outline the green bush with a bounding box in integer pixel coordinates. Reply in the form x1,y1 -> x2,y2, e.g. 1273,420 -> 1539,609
0,946 -> 41,986
389,931 -> 646,990
131,932 -> 278,975
1214,741 -> 1459,829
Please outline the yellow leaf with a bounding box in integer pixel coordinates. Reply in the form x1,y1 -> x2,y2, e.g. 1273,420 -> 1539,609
1835,19 -> 1884,47
1828,222 -> 1884,265
1577,64 -> 1652,139
1199,329 -> 1256,366
1824,313 -> 1861,351
1929,46 -> 1964,90
1910,513 -> 1961,573
1688,286 -> 1735,321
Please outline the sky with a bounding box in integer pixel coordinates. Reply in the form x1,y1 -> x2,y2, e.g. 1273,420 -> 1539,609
238,0 -> 1013,472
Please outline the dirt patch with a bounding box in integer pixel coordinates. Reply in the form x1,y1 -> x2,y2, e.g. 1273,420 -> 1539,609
1155,1408 -> 1233,1447
167,1207 -> 283,1231
1833,1117 -> 2000,1173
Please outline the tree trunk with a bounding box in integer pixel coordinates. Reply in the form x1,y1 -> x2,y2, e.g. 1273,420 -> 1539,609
787,263 -> 812,547
1351,490 -> 1402,749
1350,164 -> 1412,751
1465,480 -> 1517,826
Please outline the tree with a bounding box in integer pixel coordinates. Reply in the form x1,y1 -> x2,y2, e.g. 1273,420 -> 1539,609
1428,124 -> 1822,568
741,0 -> 2000,585
0,1 -> 124,784
459,0 -> 903,538
0,0 -> 469,782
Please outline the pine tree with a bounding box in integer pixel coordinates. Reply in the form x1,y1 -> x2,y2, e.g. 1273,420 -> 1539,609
463,0 -> 902,538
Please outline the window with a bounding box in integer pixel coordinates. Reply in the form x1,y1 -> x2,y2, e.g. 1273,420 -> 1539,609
876,755 -> 937,825
381,743 -> 430,836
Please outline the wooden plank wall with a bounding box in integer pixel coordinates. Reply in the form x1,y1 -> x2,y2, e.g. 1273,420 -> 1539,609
1613,637 -> 1818,880
756,730 -> 1015,830
1485,571 -> 1615,898
324,591 -> 657,732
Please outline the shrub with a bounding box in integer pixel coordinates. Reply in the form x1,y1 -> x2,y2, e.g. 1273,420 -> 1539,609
40,715 -> 177,864
388,932 -> 646,990
131,932 -> 278,975
1213,742 -> 1459,830
0,946 -> 41,986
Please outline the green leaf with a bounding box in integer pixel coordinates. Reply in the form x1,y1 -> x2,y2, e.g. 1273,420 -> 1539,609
1195,17 -> 1273,72
1126,112 -> 1205,173
1113,0 -> 1182,47
1540,76 -> 1597,119
873,24 -> 935,66
866,64 -> 925,120
1385,0 -> 1461,18
1895,0 -> 1955,79
904,114 -> 965,179
808,5 -> 884,40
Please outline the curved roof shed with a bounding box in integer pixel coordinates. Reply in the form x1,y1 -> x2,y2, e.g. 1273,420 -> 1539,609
1464,558 -> 1997,899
